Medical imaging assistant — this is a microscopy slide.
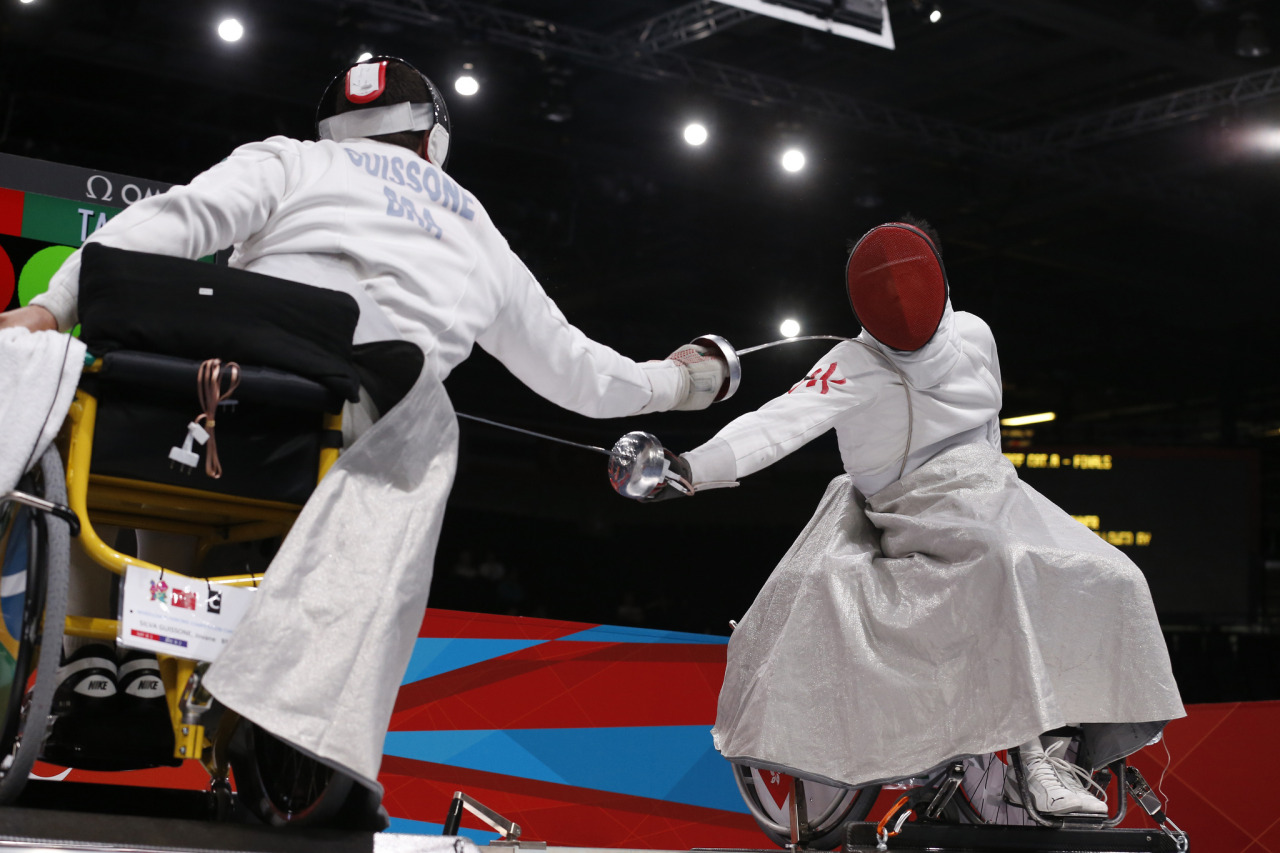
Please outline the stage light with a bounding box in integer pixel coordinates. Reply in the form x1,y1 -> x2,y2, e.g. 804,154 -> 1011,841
1246,127 -> 1280,152
356,51 -> 373,62
910,0 -> 942,23
217,18 -> 244,42
455,75 -> 479,96
780,318 -> 801,338
683,123 -> 708,146
781,148 -> 806,172
1000,412 -> 1056,427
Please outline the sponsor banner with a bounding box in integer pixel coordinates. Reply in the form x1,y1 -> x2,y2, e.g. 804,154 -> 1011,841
0,152 -> 170,210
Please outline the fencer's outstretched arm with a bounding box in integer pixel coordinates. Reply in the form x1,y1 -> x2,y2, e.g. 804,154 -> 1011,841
680,343 -> 880,488
29,141 -> 294,331
475,252 -> 726,418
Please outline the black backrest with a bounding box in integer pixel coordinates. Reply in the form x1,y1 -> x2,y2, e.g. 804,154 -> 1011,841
77,244 -> 361,402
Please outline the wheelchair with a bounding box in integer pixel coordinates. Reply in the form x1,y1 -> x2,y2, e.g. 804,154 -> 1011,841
731,735 -> 1189,851
0,244 -> 418,828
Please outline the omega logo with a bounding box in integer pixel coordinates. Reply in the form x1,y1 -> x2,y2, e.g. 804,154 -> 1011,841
85,174 -> 160,205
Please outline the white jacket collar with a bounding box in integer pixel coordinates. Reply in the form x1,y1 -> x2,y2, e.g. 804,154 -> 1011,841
859,301 -> 961,389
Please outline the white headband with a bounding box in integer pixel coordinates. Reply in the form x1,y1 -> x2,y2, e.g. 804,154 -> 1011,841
318,101 -> 435,142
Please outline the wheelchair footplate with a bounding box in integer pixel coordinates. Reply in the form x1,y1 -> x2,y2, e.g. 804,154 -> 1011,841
845,820 -> 1184,852
844,763 -> 1187,853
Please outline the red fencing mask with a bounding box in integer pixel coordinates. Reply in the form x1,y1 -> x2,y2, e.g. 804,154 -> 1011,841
846,222 -> 948,352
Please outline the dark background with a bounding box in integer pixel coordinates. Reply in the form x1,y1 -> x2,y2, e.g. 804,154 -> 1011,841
2,0 -> 1277,702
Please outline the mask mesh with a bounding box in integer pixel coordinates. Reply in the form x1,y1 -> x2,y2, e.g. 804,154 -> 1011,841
846,225 -> 946,352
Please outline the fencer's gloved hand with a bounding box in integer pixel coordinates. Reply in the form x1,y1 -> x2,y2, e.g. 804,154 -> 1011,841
666,341 -> 730,411
639,451 -> 694,503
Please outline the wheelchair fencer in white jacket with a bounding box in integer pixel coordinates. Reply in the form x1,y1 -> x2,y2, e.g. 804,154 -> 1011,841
1,57 -> 735,804
635,220 -> 1185,821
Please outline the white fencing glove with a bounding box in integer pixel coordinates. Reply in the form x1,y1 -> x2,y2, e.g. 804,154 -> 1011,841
665,341 -> 730,411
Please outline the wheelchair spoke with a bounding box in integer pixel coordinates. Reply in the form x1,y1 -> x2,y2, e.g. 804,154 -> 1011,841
0,448 -> 70,804
253,724 -> 335,819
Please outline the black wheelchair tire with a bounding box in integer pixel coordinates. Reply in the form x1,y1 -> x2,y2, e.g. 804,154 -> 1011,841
732,761 -> 881,849
0,447 -> 70,804
229,721 -> 355,828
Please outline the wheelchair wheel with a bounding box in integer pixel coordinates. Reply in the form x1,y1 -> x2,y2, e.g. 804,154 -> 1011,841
948,752 -> 1040,826
229,721 -> 355,827
732,761 -> 881,849
0,447 -> 70,804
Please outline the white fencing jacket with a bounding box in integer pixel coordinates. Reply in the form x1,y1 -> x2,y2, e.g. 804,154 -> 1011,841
31,136 -> 689,788
701,306 -> 1182,788
34,136 -> 684,416
683,305 -> 1003,496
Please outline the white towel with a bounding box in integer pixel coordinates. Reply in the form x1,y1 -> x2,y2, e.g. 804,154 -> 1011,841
0,328 -> 86,492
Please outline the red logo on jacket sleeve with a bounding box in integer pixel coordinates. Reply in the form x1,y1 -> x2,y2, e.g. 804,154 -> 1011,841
789,362 -> 846,395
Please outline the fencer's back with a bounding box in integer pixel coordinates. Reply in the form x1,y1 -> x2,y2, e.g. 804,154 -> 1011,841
228,137 -> 516,377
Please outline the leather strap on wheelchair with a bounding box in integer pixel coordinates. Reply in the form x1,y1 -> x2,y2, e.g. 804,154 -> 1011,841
196,358 -> 241,479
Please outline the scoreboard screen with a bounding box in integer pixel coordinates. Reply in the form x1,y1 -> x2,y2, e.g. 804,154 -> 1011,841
1005,447 -> 1259,621
0,152 -> 173,315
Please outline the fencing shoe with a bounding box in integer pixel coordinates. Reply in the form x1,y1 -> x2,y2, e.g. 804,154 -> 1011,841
116,650 -> 178,767
1004,737 -> 1108,816
40,643 -> 122,769
1040,735 -> 1109,815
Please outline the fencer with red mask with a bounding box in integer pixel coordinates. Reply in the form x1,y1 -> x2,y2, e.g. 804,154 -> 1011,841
636,218 -> 1184,818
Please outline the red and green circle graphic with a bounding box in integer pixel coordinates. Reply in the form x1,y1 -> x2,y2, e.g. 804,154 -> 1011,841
17,245 -> 76,307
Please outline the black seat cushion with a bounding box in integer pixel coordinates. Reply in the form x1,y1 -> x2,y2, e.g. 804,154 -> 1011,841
89,386 -> 331,506
84,352 -> 342,506
77,244 -> 361,402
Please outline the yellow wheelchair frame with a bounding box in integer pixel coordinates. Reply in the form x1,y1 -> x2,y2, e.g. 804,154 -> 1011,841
58,358 -> 343,776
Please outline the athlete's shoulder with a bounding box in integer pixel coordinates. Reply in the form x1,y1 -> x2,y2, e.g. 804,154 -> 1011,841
216,136 -> 311,166
246,135 -> 310,152
830,336 -> 890,371
952,310 -> 995,342
952,310 -> 1000,368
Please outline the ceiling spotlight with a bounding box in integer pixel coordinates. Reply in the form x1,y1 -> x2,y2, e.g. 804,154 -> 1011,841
780,318 -> 801,338
683,123 -> 708,146
929,6 -> 942,23
781,148 -> 806,173
1250,127 -> 1280,152
455,75 -> 479,96
356,51 -> 373,62
19,0 -> 37,4
217,18 -> 244,42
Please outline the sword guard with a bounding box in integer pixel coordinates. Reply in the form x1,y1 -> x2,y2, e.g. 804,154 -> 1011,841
608,431 -> 670,499
692,334 -> 741,402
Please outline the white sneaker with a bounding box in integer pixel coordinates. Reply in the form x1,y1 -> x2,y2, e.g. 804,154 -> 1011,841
1004,737 -> 1108,816
1040,736 -> 1110,815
